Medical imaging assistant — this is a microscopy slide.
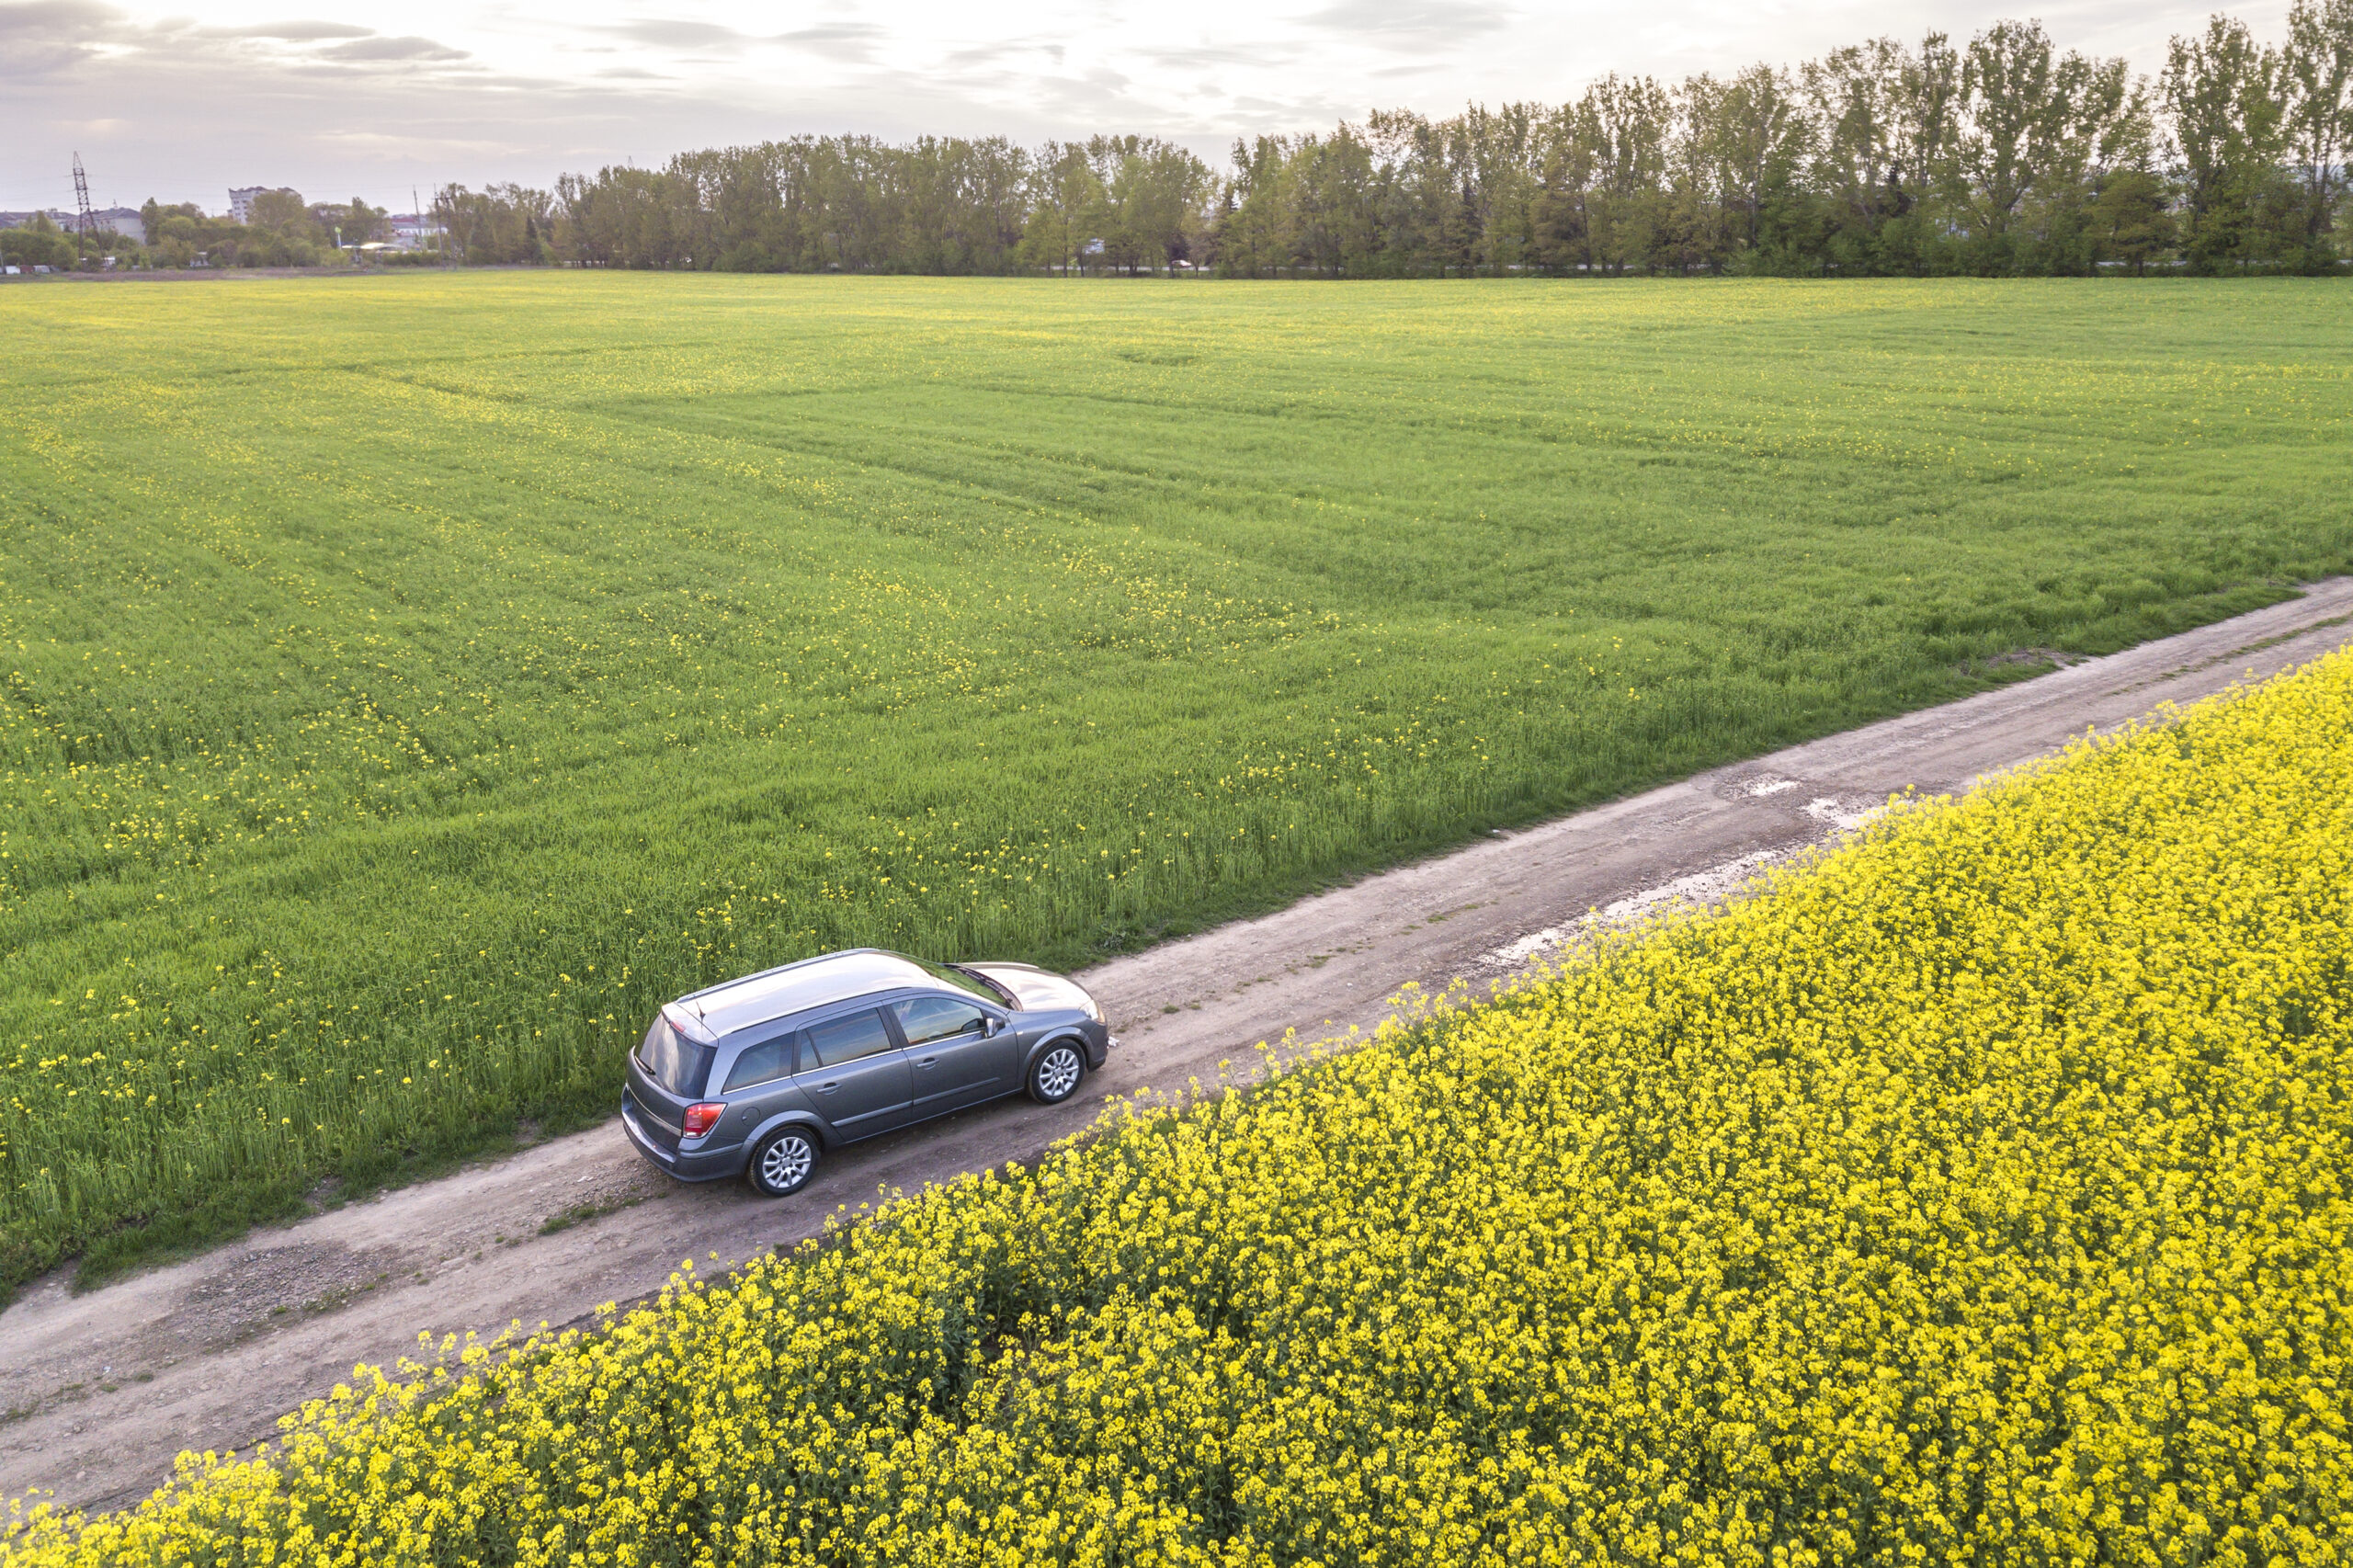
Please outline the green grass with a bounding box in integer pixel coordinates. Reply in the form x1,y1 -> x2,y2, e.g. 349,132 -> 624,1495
1,273 -> 2347,1293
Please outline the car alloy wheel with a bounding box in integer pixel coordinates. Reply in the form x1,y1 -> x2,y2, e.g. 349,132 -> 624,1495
749,1129 -> 819,1197
1031,1042 -> 1084,1104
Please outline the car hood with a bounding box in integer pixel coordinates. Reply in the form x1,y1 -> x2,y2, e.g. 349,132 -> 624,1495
967,963 -> 1095,1015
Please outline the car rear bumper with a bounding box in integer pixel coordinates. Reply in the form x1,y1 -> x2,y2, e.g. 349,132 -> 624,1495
620,1097 -> 746,1182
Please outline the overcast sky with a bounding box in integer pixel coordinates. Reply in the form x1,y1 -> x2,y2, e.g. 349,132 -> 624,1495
1,0 -> 2291,212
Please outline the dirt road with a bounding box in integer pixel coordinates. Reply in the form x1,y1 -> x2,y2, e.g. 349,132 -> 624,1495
6,581 -> 2351,1515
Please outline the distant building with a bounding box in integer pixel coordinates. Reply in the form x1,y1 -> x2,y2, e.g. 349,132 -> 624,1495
386,212 -> 446,252
228,186 -> 300,224
94,207 -> 144,244
2,207 -> 147,244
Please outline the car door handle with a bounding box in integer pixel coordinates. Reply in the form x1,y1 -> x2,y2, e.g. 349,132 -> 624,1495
816,1082 -> 839,1094
915,1056 -> 938,1070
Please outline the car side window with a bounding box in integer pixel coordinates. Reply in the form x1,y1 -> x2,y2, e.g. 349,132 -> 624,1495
722,1031 -> 797,1094
892,995 -> 987,1048
803,1009 -> 896,1070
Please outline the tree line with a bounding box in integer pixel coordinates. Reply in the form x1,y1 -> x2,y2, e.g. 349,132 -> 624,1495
414,138 -> 1201,275
3,194 -> 392,272
472,6 -> 2346,278
139,193 -> 390,267
23,5 -> 2344,280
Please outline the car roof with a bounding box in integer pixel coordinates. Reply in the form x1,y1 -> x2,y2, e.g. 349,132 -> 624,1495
669,949 -> 933,1042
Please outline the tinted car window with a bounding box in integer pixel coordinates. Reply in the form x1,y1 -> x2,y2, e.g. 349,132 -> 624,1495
638,1016 -> 712,1097
804,1009 -> 896,1069
893,995 -> 987,1047
722,1031 -> 797,1094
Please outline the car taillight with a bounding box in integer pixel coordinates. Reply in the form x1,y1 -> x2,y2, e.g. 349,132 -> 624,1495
681,1102 -> 725,1138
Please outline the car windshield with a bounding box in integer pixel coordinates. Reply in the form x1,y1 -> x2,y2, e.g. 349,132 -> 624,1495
638,1016 -> 712,1097
906,955 -> 1014,1006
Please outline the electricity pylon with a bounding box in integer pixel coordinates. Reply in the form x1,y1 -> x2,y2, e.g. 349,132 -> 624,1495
72,153 -> 95,255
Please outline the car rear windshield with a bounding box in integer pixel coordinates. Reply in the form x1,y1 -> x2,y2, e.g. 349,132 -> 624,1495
638,1016 -> 712,1097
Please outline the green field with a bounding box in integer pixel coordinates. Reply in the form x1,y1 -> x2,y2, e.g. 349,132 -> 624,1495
2,274 -> 2347,1290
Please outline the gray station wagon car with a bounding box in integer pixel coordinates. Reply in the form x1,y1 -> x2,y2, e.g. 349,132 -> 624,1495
620,949 -> 1114,1197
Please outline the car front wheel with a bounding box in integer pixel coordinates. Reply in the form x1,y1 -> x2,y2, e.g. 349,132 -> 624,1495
747,1127 -> 821,1197
1029,1041 -> 1086,1105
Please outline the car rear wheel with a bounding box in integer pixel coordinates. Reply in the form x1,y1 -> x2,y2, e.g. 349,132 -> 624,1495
1029,1041 -> 1086,1105
747,1127 -> 821,1197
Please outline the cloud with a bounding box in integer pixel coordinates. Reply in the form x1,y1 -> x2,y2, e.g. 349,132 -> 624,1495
1299,0 -> 1515,48
1136,43 -> 1273,68
777,22 -> 885,62
317,127 -> 535,162
1009,63 -> 1150,120
319,34 -> 467,62
0,0 -> 122,75
938,36 -> 1078,70
0,2 -> 437,87
0,0 -> 116,34
608,18 -> 745,50
201,19 -> 375,40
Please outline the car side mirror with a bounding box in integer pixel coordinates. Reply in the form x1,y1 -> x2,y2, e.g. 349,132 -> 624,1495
983,1016 -> 1004,1037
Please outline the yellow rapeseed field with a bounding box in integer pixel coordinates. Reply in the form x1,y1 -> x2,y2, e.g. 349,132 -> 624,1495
7,650 -> 2348,1566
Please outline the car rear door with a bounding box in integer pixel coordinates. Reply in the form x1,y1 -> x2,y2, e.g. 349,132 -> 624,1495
892,994 -> 1015,1114
624,1052 -> 688,1161
793,1007 -> 914,1140
624,1016 -> 714,1164
713,1026 -> 804,1146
